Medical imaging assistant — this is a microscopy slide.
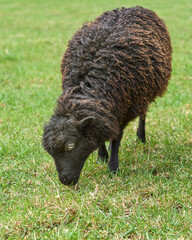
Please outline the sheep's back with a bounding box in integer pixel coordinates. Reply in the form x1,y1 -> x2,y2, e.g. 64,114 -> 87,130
60,6 -> 172,125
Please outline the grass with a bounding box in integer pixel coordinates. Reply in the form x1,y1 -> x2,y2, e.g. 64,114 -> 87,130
0,0 -> 192,239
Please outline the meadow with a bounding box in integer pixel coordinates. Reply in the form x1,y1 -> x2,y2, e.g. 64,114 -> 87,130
0,0 -> 192,239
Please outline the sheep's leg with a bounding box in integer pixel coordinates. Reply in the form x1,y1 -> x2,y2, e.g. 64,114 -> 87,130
108,142 -> 112,151
97,144 -> 108,162
108,130 -> 123,173
137,115 -> 146,143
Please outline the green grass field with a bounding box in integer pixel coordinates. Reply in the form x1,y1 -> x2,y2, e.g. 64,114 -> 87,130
1,0 -> 192,239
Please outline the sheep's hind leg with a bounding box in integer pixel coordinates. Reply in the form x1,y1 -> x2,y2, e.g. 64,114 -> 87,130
108,130 -> 123,173
97,144 -> 108,162
108,142 -> 112,151
137,115 -> 146,143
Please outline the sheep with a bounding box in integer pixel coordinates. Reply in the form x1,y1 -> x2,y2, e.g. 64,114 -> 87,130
42,6 -> 172,185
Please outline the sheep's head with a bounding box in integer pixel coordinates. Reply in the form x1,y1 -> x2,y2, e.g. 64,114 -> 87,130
42,115 -> 96,185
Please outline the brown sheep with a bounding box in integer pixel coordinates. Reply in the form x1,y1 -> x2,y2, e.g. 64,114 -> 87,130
43,6 -> 172,185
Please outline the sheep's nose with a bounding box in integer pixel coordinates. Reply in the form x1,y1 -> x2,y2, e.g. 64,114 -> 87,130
59,174 -> 79,185
59,175 -> 70,185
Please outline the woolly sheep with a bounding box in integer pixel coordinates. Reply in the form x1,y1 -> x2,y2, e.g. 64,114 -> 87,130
43,6 -> 172,185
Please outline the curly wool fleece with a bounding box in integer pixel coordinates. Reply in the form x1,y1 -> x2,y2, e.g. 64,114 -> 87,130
43,6 -> 172,185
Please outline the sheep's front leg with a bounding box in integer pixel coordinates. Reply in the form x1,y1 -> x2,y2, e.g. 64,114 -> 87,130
97,144 -> 108,162
108,130 -> 123,173
137,116 -> 146,143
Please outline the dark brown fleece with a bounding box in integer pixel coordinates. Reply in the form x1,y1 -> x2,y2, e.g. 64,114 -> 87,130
55,6 -> 172,144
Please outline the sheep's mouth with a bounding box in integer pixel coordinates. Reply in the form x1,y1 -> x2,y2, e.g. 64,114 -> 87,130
53,153 -> 92,186
60,176 -> 79,185
58,171 -> 81,185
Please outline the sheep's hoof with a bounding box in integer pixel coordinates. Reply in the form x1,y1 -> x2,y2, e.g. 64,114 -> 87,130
136,135 -> 146,143
108,167 -> 119,176
109,169 -> 117,174
108,162 -> 118,174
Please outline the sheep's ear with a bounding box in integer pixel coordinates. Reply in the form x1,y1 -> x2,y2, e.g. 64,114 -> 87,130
78,116 -> 95,130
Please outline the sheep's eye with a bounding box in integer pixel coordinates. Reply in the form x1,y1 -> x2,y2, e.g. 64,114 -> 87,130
65,142 -> 75,152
